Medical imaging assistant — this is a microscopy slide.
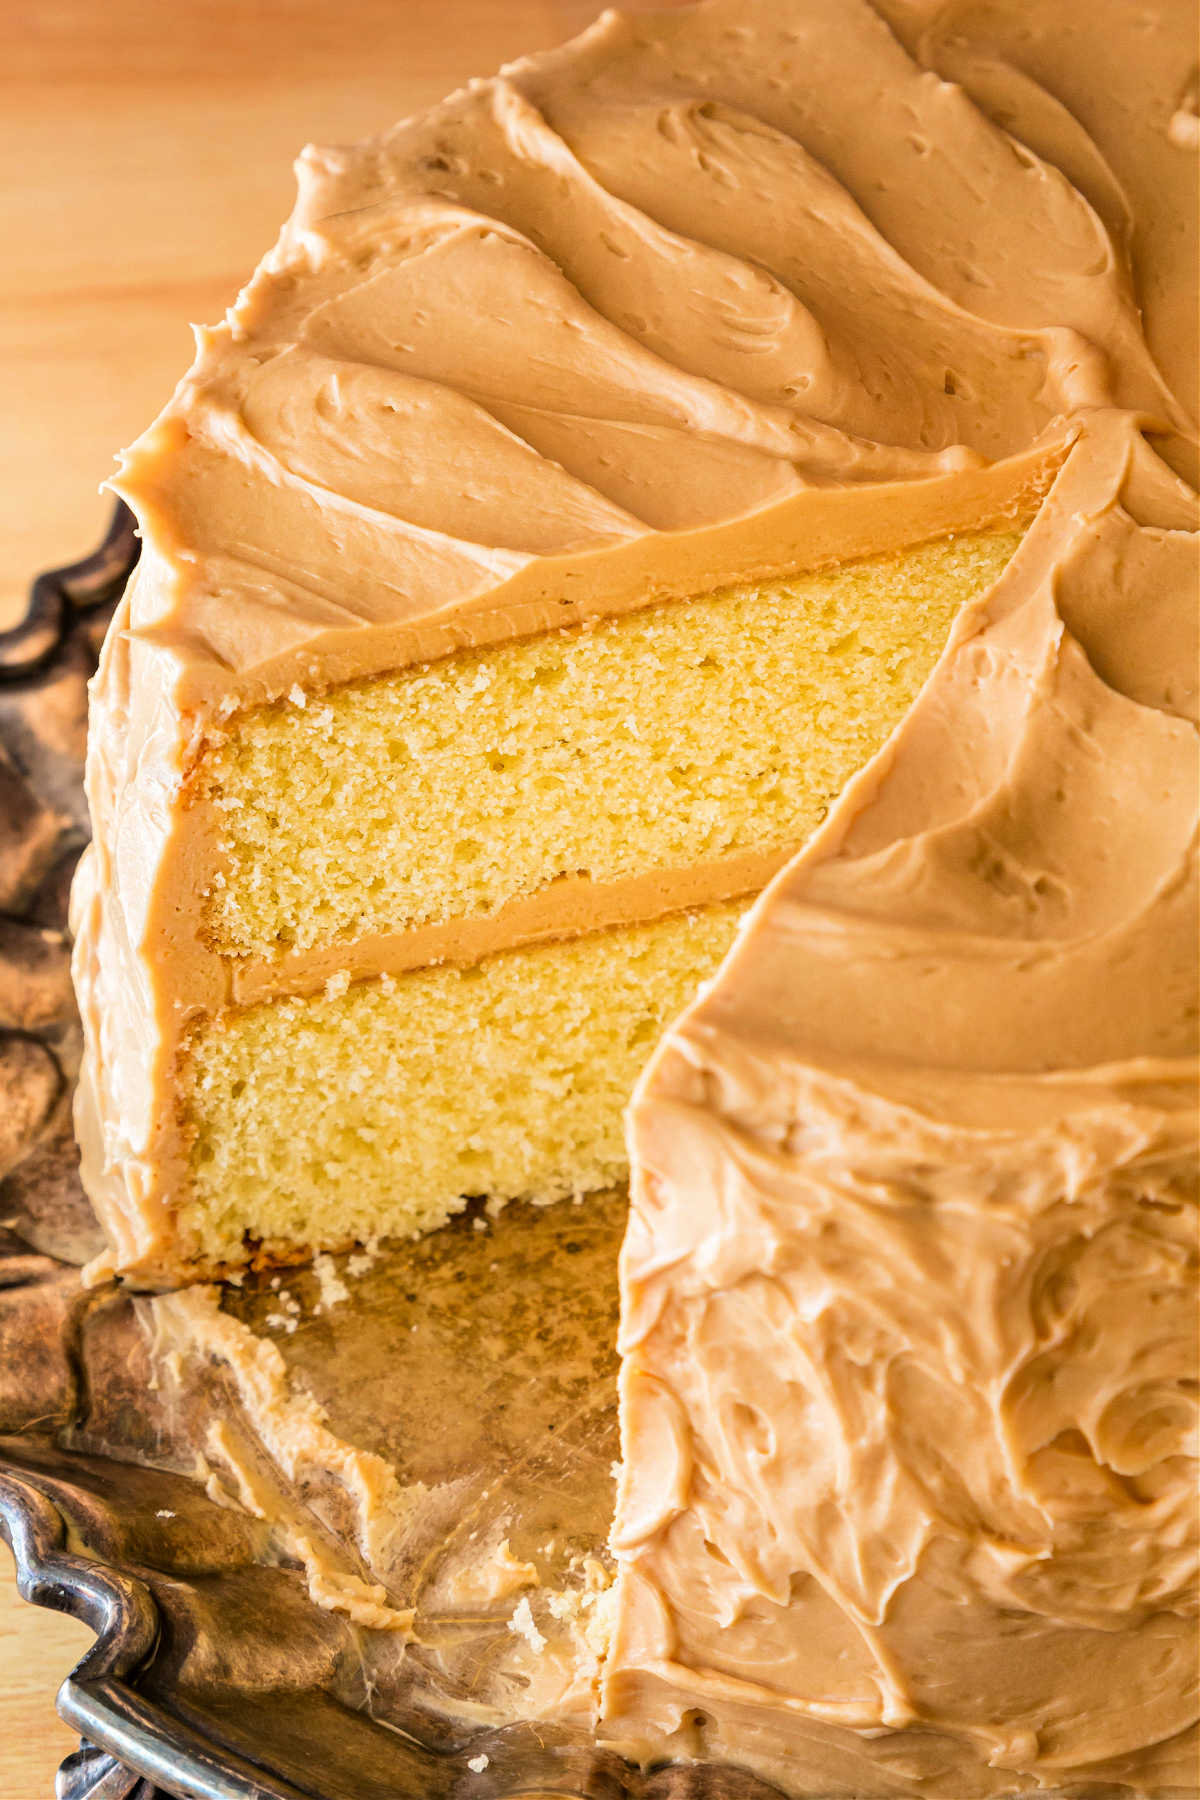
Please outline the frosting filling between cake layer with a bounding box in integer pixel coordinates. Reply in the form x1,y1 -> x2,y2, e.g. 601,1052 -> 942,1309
225,847 -> 797,1006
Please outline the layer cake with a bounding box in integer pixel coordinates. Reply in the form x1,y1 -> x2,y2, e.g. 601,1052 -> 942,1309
69,0 -> 1081,1284
70,0 -> 1197,1792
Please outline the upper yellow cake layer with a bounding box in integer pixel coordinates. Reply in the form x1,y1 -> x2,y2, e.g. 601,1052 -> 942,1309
203,529 -> 1021,961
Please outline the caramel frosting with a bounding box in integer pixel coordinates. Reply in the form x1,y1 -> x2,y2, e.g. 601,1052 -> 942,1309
600,4 -> 1200,1788
107,0 -> 1192,712
72,0 -> 1197,1783
606,408 -> 1198,1793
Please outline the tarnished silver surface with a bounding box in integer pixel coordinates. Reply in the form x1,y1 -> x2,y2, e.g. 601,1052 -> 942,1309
0,515 -> 787,1800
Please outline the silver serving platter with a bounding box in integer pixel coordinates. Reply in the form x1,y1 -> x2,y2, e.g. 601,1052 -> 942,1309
0,513 -> 787,1800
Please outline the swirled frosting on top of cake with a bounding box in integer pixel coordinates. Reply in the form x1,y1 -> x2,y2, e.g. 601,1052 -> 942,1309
101,0 -> 1191,704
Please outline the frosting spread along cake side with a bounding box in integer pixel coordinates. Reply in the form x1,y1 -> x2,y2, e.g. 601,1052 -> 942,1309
594,5 -> 1198,1790
67,0 -> 1197,1792
604,408 -> 1199,1794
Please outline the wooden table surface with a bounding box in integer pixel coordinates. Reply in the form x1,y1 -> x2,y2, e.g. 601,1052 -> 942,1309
2,2 -> 684,1791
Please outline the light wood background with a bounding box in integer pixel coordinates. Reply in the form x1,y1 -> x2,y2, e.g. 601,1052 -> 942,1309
0,2 -> 686,1793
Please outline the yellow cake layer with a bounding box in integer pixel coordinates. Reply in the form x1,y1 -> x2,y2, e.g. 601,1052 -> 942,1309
204,531 -> 1021,960
183,902 -> 745,1266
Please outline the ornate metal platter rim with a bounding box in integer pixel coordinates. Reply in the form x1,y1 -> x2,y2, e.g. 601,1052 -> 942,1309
1,1465 -> 315,1800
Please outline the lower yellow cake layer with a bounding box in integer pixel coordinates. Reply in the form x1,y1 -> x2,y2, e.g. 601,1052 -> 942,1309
182,902 -> 744,1265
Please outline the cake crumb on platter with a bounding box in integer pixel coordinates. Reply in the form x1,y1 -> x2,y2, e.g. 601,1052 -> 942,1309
507,1595 -> 547,1654
312,1252 -> 350,1313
